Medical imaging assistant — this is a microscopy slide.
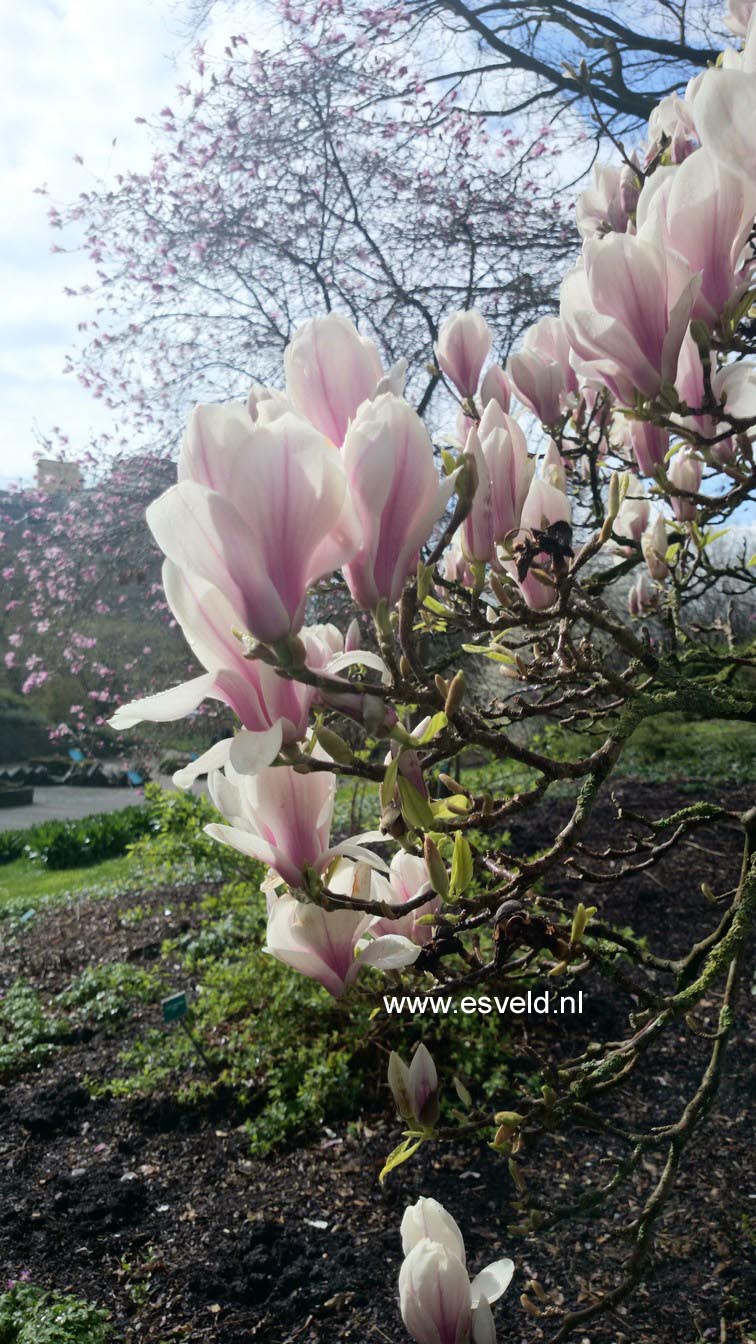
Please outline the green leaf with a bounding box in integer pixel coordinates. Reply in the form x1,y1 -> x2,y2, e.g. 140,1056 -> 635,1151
398,777 -> 436,831
380,754 -> 400,811
379,1135 -> 426,1184
461,643 -> 515,664
450,830 -> 473,897
423,595 -> 451,615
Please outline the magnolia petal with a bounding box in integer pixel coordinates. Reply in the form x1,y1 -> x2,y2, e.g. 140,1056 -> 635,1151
471,1295 -> 497,1344
228,721 -> 287,776
108,673 -> 217,730
357,934 -> 421,971
470,1258 -> 515,1308
327,839 -> 389,872
203,822 -> 277,869
173,737 -> 234,789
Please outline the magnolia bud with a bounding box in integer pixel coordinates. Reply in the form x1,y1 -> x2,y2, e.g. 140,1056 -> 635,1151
314,726 -> 354,764
444,671 -> 465,717
344,617 -> 362,653
424,836 -> 450,899
641,514 -> 669,581
456,452 -> 480,510
388,1043 -> 440,1127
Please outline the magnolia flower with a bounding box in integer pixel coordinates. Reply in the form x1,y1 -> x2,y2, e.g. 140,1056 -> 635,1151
149,409 -> 360,647
725,0 -> 756,37
637,148 -> 756,328
646,95 -> 699,162
504,475 -> 572,611
613,474 -> 650,549
507,315 -> 577,426
283,313 -> 384,446
576,162 -> 637,239
479,363 -> 512,413
370,851 -> 439,945
619,418 -> 669,478
204,747 -> 383,890
439,538 -> 475,590
264,861 -> 419,998
668,449 -> 703,521
388,1043 -> 440,1127
694,63 -> 756,186
108,561 -> 322,776
560,233 -> 700,405
342,393 -> 458,610
436,310 -> 493,397
399,1198 -> 514,1344
461,408 -> 532,565
628,573 -> 656,617
541,440 -> 567,493
714,360 -> 756,423
642,514 -> 670,581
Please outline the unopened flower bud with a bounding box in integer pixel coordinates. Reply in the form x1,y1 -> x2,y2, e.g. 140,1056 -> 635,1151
344,617 -> 361,652
314,726 -> 354,765
444,670 -> 465,718
641,514 -> 669,581
423,836 -> 450,899
388,1043 -> 440,1128
456,452 -> 480,510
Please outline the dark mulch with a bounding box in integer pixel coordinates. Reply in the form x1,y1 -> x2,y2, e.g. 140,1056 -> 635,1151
1,780 -> 754,1343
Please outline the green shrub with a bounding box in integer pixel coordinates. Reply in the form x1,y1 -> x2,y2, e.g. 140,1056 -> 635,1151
0,1282 -> 110,1344
97,879 -> 529,1153
0,830 -> 26,866
22,806 -> 155,870
127,783 -> 259,881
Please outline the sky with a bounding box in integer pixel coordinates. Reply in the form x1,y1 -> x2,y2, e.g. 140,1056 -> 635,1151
0,0 -> 247,487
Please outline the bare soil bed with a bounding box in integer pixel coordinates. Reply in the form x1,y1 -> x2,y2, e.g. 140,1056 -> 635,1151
1,780 -> 754,1344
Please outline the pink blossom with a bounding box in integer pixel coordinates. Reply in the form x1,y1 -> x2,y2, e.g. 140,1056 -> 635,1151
283,313 -> 384,445
435,309 -> 492,397
341,393 -> 457,610
148,408 -> 360,646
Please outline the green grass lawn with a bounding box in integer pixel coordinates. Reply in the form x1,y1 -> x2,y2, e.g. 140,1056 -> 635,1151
0,854 -> 141,918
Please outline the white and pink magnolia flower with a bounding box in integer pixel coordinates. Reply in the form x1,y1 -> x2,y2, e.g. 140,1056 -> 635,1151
628,573 -> 656,617
388,1043 -> 440,1126
370,851 -> 439,945
637,148 -> 756,329
108,561 -> 319,779
399,1198 -> 514,1344
204,747 -> 383,890
646,94 -> 699,162
148,407 -> 360,647
341,393 -> 458,610
693,61 -> 756,185
263,861 -> 420,999
613,474 -> 650,550
460,406 -> 532,566
479,363 -> 512,414
504,475 -> 572,611
642,514 -> 670,581
436,309 -> 493,397
576,162 -> 638,239
615,416 -> 670,478
283,313 -> 384,446
668,448 -> 703,520
725,0 -> 756,37
507,315 -> 577,426
560,233 -> 700,405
